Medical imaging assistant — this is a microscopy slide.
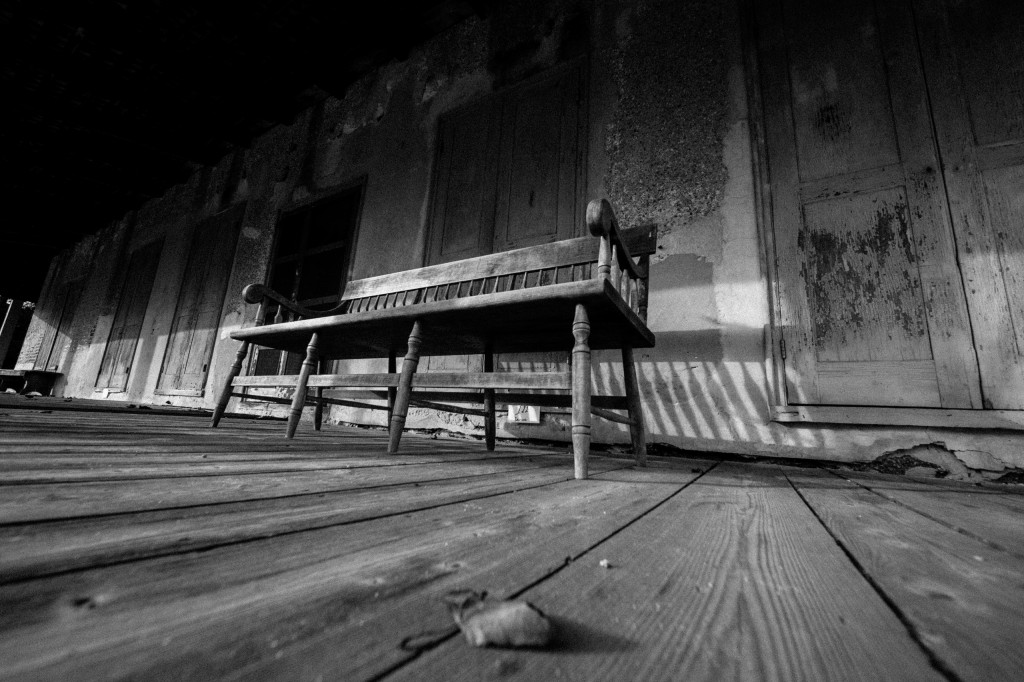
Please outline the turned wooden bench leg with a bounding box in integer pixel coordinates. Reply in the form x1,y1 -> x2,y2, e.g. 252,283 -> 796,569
212,340 -> 250,428
484,348 -> 495,451
387,351 -> 397,424
389,321 -> 423,454
286,333 -> 319,439
621,345 -> 647,466
571,304 -> 591,480
313,361 -> 325,431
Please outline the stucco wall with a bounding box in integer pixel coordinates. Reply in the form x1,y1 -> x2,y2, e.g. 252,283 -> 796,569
19,0 -> 1024,475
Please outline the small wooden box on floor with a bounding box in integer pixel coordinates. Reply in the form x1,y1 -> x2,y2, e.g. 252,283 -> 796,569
212,199 -> 656,478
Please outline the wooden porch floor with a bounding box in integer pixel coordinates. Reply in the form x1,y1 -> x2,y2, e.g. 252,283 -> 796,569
1,403 -> 1023,681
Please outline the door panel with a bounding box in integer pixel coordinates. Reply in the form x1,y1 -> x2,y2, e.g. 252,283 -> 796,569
785,0 -> 900,183
802,188 -> 931,364
916,0 -> 1024,409
758,0 -> 982,407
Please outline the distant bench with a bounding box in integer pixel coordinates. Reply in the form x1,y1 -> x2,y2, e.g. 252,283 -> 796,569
211,199 -> 656,479
0,369 -> 62,396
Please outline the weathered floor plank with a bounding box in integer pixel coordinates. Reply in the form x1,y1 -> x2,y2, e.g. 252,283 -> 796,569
0,451 -> 586,483
0,454 -> 614,522
387,463 -> 941,682
4,408 -> 1024,681
789,468 -> 1024,681
836,470 -> 1024,557
0,465 -> 707,681
0,461 -> 628,581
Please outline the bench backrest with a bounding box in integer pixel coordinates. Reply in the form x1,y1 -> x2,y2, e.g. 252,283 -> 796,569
340,224 -> 656,319
246,199 -> 656,324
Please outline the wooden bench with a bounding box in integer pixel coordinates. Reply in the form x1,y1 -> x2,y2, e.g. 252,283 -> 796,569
211,199 -> 656,479
0,369 -> 62,396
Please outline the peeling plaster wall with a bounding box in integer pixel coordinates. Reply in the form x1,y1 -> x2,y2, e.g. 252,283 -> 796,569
19,0 -> 1024,473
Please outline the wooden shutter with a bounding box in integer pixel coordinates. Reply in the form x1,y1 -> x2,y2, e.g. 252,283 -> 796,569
427,62 -> 586,264
95,240 -> 163,390
493,63 -> 585,251
757,0 -> 982,408
427,98 -> 501,264
915,0 -> 1024,409
157,206 -> 243,395
34,279 -> 83,373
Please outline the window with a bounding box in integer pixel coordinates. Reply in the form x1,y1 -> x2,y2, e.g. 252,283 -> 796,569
252,185 -> 363,376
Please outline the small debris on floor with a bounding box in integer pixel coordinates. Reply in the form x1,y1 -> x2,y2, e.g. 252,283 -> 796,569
599,559 -> 613,569
445,590 -> 552,648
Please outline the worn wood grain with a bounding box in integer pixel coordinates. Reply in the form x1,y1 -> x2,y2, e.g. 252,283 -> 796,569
835,470 -> 1024,557
0,463 -> 629,582
0,464 -> 708,681
0,452 -> 564,483
790,468 -> 1024,680
391,463 -> 941,682
234,371 -> 571,390
0,454 -> 603,522
222,466 -> 711,682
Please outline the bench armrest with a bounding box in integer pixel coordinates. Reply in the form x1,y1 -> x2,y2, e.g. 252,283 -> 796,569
242,283 -> 348,320
587,198 -> 648,280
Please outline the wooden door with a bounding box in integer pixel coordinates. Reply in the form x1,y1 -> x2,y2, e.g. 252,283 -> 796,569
157,206 -> 243,395
758,0 -> 982,408
96,240 -> 164,390
427,62 -> 586,265
915,0 -> 1024,410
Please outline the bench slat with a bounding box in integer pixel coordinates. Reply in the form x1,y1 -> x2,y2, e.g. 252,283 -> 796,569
234,372 -> 572,390
342,226 -> 654,301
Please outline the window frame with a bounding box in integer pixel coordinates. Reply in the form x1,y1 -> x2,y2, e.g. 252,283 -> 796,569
250,180 -> 366,378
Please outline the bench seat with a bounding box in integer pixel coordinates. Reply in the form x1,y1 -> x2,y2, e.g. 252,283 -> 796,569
232,278 -> 653,358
